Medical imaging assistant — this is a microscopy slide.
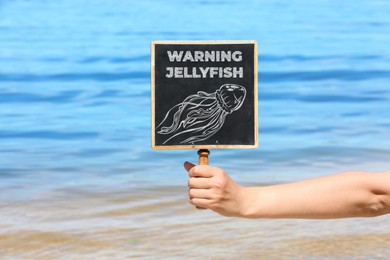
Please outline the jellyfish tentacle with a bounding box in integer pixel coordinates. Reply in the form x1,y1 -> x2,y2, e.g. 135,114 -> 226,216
156,103 -> 185,134
182,110 -> 227,144
156,94 -> 214,133
162,109 -> 225,145
157,84 -> 247,145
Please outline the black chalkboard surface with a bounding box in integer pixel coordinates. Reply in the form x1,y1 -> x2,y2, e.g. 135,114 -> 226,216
151,40 -> 258,150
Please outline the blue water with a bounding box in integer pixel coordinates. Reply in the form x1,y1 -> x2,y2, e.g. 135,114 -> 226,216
1,0 -> 390,195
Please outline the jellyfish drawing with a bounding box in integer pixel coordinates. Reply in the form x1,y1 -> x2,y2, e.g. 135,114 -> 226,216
156,83 -> 246,145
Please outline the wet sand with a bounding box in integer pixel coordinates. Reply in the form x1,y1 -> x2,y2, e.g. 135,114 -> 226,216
1,185 -> 390,259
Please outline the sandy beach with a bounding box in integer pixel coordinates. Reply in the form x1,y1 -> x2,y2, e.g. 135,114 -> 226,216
1,184 -> 390,259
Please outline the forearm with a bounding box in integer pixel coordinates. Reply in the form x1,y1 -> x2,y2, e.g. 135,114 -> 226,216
241,171 -> 390,219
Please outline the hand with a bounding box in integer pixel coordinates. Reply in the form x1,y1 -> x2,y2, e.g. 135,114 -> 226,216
184,162 -> 253,217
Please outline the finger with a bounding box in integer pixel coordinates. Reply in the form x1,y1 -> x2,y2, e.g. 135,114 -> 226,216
189,188 -> 212,199
188,165 -> 215,178
189,197 -> 210,209
183,161 -> 195,172
188,177 -> 212,189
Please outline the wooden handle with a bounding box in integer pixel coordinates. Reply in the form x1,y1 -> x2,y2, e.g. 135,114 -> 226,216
196,149 -> 210,210
198,149 -> 210,165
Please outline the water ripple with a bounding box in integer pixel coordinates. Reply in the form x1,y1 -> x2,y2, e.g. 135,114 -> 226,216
259,54 -> 384,62
0,90 -> 81,103
0,130 -> 99,140
260,70 -> 390,82
260,126 -> 339,135
68,148 -> 126,157
260,91 -> 384,103
78,55 -> 150,64
0,72 -> 149,82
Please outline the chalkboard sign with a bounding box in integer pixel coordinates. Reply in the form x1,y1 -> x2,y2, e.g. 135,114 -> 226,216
151,40 -> 258,150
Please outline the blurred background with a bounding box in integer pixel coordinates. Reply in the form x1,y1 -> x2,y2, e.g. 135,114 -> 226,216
1,0 -> 390,259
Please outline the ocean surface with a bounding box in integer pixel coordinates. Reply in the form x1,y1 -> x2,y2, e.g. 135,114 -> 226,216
1,0 -> 390,259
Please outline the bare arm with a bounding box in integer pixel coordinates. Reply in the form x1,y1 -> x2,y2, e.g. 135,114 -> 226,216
184,162 -> 390,219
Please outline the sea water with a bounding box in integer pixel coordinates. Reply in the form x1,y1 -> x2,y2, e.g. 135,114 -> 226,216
1,0 -> 390,259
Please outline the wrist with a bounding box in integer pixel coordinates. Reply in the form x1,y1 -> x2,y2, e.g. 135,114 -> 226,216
237,186 -> 262,218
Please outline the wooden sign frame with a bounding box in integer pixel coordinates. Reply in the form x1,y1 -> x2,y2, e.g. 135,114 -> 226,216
151,40 -> 258,150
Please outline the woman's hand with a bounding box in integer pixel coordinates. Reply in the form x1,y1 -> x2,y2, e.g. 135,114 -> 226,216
184,162 -> 254,217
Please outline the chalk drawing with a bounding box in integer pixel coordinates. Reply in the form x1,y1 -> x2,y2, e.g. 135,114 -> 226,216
156,84 -> 246,144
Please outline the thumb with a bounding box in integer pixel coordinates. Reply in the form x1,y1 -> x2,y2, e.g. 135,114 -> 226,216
183,161 -> 195,172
